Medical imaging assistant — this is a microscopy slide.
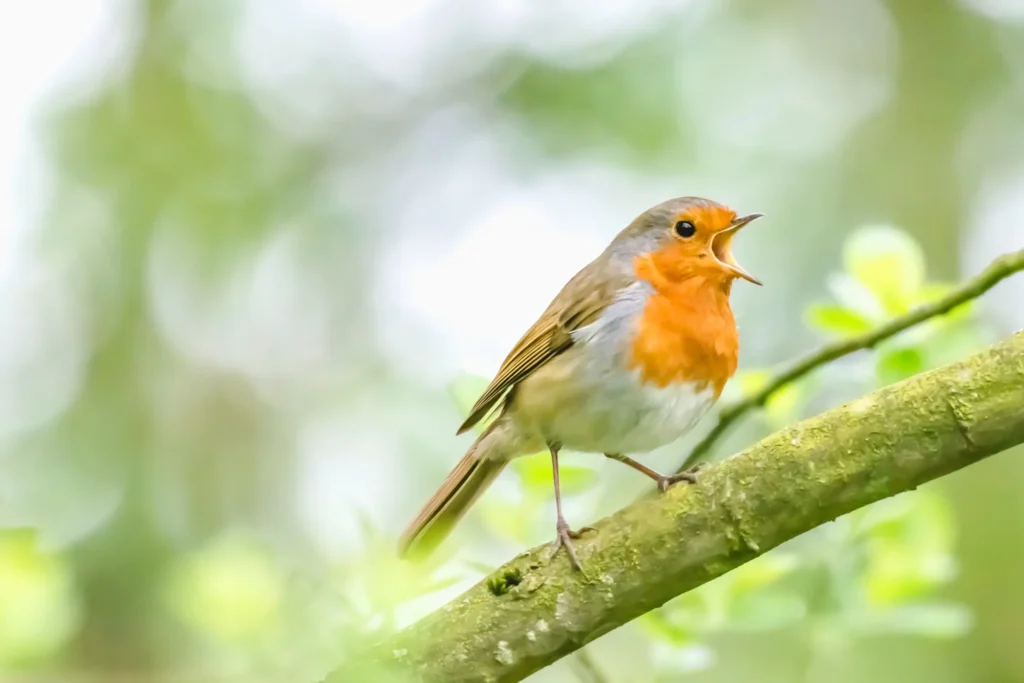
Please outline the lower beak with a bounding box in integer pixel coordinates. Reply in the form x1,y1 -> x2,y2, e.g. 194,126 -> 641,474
712,213 -> 763,286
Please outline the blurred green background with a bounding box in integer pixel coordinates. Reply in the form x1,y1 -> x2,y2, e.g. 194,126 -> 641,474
2,0 -> 1024,681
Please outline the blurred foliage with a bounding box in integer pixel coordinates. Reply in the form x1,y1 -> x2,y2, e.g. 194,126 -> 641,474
0,529 -> 80,667
1,0 -> 1023,682
163,536 -> 284,642
806,225 -> 987,382
639,487 -> 968,681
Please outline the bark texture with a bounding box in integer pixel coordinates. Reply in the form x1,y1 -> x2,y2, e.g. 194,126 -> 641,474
328,331 -> 1024,683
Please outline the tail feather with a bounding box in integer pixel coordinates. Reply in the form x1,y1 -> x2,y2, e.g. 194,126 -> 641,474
398,426 -> 509,561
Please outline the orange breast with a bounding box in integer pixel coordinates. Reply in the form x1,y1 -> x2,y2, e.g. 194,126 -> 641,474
628,260 -> 739,396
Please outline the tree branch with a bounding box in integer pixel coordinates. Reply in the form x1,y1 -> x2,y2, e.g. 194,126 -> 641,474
328,331 -> 1024,683
676,247 -> 1024,473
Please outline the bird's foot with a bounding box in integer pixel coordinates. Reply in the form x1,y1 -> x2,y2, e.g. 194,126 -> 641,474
655,463 -> 706,493
548,520 -> 596,570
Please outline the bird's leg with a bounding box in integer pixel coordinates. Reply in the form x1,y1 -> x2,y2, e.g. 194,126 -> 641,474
604,453 -> 705,493
547,444 -> 595,570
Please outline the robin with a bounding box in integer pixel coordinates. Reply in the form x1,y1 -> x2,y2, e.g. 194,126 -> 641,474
398,196 -> 762,569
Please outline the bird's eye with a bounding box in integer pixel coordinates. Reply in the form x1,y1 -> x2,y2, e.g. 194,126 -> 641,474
674,220 -> 696,238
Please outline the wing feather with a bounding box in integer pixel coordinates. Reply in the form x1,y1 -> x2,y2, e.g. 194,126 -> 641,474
456,259 -> 628,434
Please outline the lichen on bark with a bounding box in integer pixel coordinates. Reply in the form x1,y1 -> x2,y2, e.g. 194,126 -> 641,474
327,332 -> 1024,683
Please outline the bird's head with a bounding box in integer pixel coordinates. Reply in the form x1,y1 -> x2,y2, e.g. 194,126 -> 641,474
611,196 -> 762,289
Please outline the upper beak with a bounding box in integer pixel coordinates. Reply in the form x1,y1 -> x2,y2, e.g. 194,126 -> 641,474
712,213 -> 763,285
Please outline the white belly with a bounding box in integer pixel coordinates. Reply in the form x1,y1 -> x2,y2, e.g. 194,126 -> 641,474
546,369 -> 715,454
508,280 -> 717,455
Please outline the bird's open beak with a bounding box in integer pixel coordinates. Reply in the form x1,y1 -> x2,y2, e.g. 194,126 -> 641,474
711,213 -> 763,285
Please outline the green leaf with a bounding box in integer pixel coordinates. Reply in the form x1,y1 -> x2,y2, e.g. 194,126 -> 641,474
909,282 -> 975,322
849,603 -> 973,639
876,347 -> 925,385
826,272 -> 887,321
514,457 -> 598,497
805,303 -> 874,337
842,225 -> 926,314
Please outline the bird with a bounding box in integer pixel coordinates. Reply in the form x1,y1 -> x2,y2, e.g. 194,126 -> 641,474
398,196 -> 762,569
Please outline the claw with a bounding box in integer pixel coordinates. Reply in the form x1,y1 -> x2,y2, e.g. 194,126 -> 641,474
656,463 -> 706,493
549,522 -> 596,570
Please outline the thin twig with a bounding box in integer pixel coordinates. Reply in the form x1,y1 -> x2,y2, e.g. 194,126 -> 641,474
571,648 -> 613,683
674,247 -> 1024,474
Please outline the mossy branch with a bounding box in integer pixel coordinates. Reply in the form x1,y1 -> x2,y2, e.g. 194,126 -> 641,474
328,331 -> 1024,683
675,247 -> 1024,474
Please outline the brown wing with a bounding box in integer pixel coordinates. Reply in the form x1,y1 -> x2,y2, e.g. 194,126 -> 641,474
456,258 -> 627,434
